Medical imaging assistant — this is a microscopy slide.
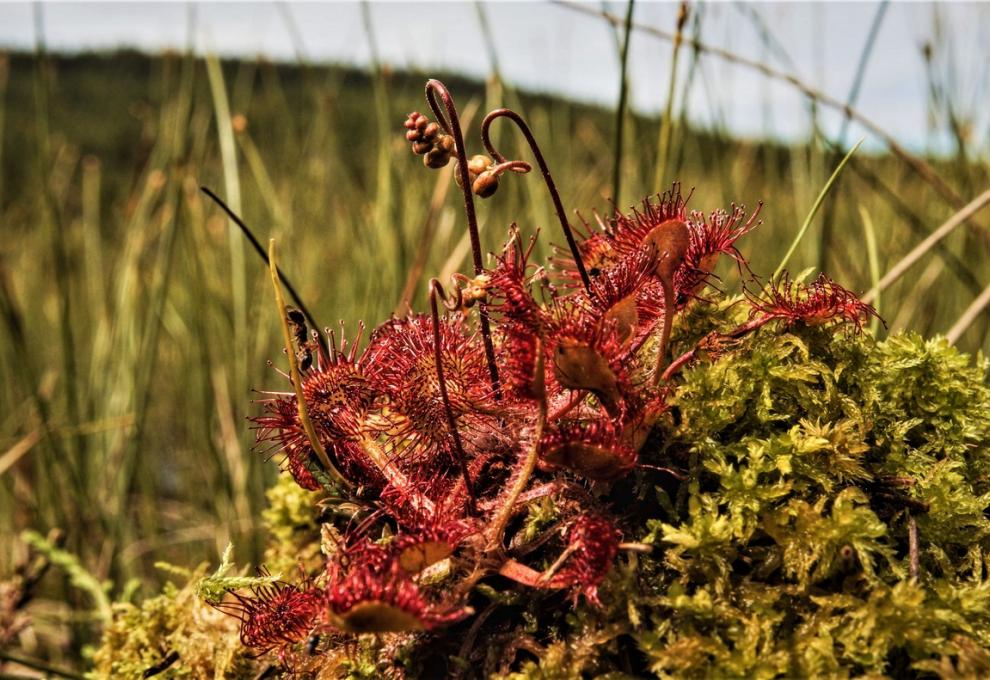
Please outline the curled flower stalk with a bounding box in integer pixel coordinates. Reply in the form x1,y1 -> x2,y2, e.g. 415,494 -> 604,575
481,107 -> 592,292
424,79 -> 502,400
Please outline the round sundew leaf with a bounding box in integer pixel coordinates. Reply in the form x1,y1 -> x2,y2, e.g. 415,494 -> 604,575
542,440 -> 635,481
335,601 -> 427,634
397,541 -> 454,573
605,294 -> 639,343
642,219 -> 691,282
552,340 -> 618,398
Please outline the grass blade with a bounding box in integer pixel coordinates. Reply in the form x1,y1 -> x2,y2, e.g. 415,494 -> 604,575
862,187 -> 990,305
653,2 -> 688,191
611,0 -> 635,205
858,206 -> 882,336
773,138 -> 863,280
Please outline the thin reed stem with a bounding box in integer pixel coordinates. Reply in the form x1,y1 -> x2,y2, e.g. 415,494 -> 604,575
946,279 -> 990,345
556,0 -> 981,233
205,52 -> 248,403
653,2 -> 688,191
817,0 -> 889,272
268,239 -> 352,491
862,188 -> 990,305
858,206 -> 883,336
773,139 -> 863,280
611,0 -> 635,206
0,650 -> 83,680
846,156 -> 984,298
33,25 -> 85,498
201,187 -> 326,355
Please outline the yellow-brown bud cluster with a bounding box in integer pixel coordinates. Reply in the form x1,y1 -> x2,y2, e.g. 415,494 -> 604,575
404,111 -> 455,169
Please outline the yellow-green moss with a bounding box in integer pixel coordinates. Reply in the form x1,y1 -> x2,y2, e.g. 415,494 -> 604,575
261,472 -> 324,576
88,565 -> 256,679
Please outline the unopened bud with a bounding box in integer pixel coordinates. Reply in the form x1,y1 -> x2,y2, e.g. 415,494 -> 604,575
468,154 -> 491,176
404,111 -> 421,130
472,170 -> 499,198
405,129 -> 420,142
423,122 -> 440,141
412,140 -> 433,155
437,136 -> 455,154
459,274 -> 491,309
424,147 -> 451,169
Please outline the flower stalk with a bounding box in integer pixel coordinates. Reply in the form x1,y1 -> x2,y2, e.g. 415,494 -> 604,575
481,108 -> 592,291
425,79 -> 502,400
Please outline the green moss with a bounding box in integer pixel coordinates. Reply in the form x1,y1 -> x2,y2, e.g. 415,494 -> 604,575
261,472 -> 325,577
88,565 -> 256,678
612,320 -> 990,678
89,306 -> 990,678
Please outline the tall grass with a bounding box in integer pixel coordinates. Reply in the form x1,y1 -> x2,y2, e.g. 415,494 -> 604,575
0,9 -> 988,664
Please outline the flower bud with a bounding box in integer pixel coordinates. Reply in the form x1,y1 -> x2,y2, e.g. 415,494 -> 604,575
405,129 -> 420,142
472,170 -> 499,198
467,154 -> 491,176
424,147 -> 451,169
422,122 -> 440,141
403,111 -> 421,130
437,135 -> 455,154
412,140 -> 433,155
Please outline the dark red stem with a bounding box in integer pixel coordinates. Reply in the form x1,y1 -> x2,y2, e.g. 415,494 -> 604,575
430,279 -> 477,514
425,80 -> 502,400
652,277 -> 675,387
661,314 -> 774,382
481,108 -> 592,292
661,346 -> 697,383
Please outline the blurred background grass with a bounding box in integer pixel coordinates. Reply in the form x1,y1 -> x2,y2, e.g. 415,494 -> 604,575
1,1 -> 989,667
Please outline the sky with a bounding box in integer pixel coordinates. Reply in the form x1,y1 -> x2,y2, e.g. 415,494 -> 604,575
1,1 -> 988,154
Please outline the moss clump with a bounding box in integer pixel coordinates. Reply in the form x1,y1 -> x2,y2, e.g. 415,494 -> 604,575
261,472 -> 325,577
493,314 -> 990,679
89,302 -> 990,678
88,565 -> 257,678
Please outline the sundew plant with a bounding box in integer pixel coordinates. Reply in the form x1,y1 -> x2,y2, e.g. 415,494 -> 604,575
84,80 -> 990,679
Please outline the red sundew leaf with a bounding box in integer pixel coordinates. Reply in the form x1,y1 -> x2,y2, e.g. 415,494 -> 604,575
539,417 -> 638,481
675,204 -> 762,300
327,557 -> 470,634
486,232 -> 546,335
578,247 -> 667,345
546,514 -> 622,607
390,520 -> 476,573
362,313 -> 499,467
543,304 -> 635,416
253,397 -> 321,491
498,325 -> 546,402
214,580 -> 324,654
746,272 -> 882,331
599,186 -> 690,261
